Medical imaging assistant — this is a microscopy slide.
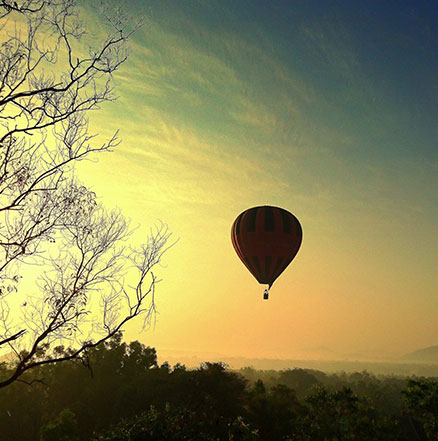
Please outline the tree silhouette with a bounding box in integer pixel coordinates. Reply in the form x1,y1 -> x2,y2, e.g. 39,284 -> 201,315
0,0 -> 172,388
0,335 -> 431,440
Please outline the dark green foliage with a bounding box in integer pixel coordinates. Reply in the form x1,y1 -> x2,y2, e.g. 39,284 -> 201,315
403,378 -> 438,440
246,380 -> 306,441
0,334 -> 436,441
303,386 -> 382,441
40,409 -> 78,441
276,369 -> 320,399
94,406 -> 258,441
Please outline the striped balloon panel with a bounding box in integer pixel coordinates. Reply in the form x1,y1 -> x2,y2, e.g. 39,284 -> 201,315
231,206 -> 302,287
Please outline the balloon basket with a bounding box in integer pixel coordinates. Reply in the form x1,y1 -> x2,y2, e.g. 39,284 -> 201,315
263,289 -> 269,300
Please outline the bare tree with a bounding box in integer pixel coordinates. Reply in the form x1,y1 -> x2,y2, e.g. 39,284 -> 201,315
0,0 -> 172,388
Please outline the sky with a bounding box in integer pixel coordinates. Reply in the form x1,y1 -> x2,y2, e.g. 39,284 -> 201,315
76,0 -> 437,362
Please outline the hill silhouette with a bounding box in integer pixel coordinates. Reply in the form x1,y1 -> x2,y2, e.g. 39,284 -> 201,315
402,345 -> 438,363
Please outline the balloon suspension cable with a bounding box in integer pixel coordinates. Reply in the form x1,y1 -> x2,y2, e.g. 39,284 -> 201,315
263,288 -> 269,300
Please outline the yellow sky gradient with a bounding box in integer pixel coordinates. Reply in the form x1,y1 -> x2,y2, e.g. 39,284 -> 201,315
80,139 -> 437,360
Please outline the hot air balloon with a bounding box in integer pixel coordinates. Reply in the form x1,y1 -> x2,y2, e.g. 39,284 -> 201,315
231,206 -> 302,299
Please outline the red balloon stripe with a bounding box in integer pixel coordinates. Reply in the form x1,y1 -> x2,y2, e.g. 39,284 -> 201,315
231,206 -> 302,288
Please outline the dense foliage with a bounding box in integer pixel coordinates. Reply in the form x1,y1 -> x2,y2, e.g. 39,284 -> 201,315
0,334 -> 437,441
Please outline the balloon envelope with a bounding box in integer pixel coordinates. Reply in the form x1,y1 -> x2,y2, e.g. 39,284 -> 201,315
231,206 -> 302,288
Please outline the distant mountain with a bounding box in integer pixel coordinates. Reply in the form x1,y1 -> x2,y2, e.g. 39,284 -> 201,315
401,345 -> 438,363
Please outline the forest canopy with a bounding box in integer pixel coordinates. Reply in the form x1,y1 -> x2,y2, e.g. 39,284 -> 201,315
1,333 -> 437,441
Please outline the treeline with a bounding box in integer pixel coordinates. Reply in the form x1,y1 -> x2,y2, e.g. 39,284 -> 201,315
0,334 -> 437,441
